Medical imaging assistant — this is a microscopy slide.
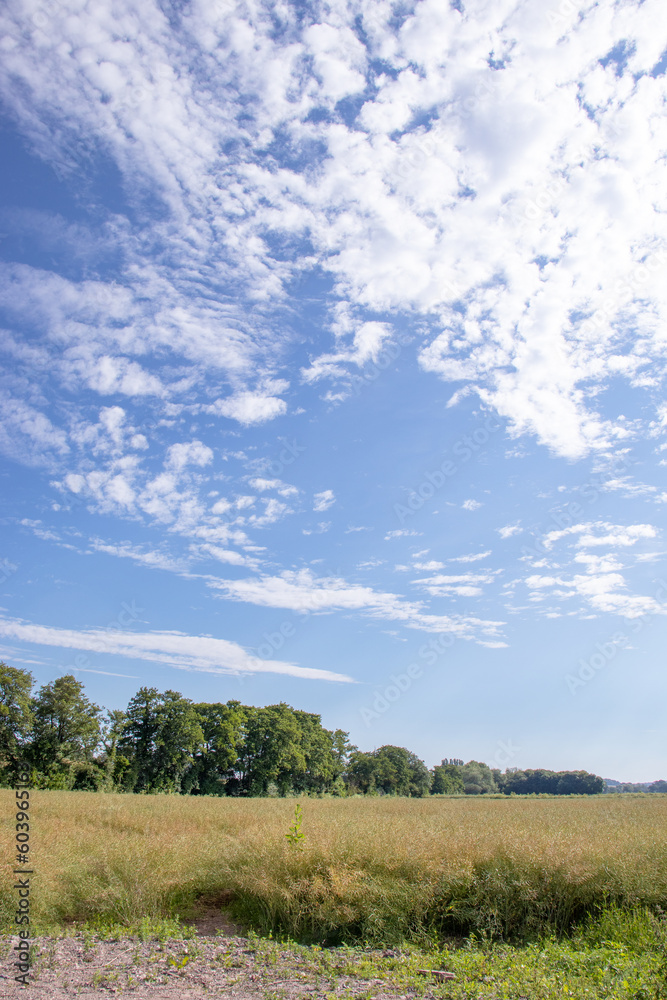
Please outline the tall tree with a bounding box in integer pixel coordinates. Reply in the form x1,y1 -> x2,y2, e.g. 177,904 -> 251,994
431,763 -> 464,794
459,760 -> 497,795
239,703 -> 306,795
190,700 -> 246,795
119,687 -> 161,791
30,674 -> 102,788
119,688 -> 203,792
98,709 -> 128,790
0,663 -> 34,784
151,690 -> 204,793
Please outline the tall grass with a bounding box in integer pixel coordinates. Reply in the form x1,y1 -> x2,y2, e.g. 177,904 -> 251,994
1,791 -> 666,942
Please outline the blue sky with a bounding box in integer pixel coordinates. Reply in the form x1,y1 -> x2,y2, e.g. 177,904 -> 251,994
0,0 -> 666,782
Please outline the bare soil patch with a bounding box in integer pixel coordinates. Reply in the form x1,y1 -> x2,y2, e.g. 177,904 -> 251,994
0,933 -> 414,1000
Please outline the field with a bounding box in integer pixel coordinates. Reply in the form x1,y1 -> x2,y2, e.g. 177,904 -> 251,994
2,791 -> 667,943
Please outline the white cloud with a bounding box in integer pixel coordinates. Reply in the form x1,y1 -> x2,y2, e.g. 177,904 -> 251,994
0,615 -> 353,683
72,355 -> 164,397
249,497 -> 291,527
301,320 -> 396,392
412,571 -> 497,598
313,489 -> 335,512
166,440 -> 214,471
248,477 -> 298,497
385,529 -> 422,540
0,394 -> 69,467
544,522 -> 657,550
210,391 -> 288,426
195,543 -> 252,567
207,568 -> 505,642
498,524 -> 522,539
90,538 -> 189,574
462,499 -> 483,511
449,550 -> 493,563
1,0 -> 666,471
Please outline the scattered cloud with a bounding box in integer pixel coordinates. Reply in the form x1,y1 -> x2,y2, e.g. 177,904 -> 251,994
449,550 -> 493,563
498,524 -> 522,539
313,489 -> 336,512
207,568 -> 505,643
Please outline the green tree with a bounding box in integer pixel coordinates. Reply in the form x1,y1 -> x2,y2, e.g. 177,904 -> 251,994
152,691 -> 204,793
347,745 -> 431,796
431,763 -> 464,794
346,749 -> 378,794
292,711 -> 349,795
0,663 -> 34,784
460,760 -> 497,795
238,703 -> 307,795
119,688 -> 203,793
30,674 -> 102,788
190,700 -> 246,795
98,709 -> 128,790
555,770 -> 604,795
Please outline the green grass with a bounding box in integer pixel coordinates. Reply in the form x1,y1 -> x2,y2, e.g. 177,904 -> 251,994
2,790 -> 667,944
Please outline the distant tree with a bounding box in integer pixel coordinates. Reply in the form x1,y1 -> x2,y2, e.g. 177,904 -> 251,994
119,688 -> 203,793
501,768 -> 603,795
555,770 -> 604,795
649,779 -> 667,793
460,760 -> 497,795
331,729 -> 356,795
431,763 -> 464,795
347,745 -> 430,796
0,663 -> 34,784
491,768 -> 506,793
503,769 -> 559,794
29,675 -> 102,789
347,749 -> 378,794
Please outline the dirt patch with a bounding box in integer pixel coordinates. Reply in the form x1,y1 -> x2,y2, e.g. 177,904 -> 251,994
0,933 -> 418,1000
183,892 -> 245,938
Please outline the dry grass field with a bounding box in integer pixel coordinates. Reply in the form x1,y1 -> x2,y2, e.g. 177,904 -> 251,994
2,791 -> 666,943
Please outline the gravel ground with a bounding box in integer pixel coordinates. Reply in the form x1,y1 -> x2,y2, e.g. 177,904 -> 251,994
0,932 -> 422,999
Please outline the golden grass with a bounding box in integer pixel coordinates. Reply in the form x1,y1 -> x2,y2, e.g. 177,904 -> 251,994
2,791 -> 666,942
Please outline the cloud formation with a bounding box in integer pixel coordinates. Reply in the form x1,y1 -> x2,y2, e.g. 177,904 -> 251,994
0,616 -> 353,683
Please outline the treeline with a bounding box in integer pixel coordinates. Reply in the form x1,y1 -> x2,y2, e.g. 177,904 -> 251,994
0,665 -> 618,796
604,778 -> 667,794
